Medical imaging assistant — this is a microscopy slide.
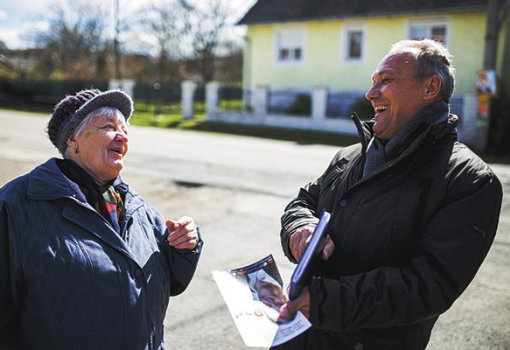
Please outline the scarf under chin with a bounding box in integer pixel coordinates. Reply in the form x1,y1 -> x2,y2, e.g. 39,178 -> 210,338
362,101 -> 449,178
57,159 -> 128,234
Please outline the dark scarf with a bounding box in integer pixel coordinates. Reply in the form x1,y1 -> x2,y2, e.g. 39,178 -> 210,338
362,101 -> 449,178
57,159 -> 128,234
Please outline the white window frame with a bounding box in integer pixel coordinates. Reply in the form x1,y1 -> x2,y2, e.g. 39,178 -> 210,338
274,26 -> 306,65
406,18 -> 451,47
341,22 -> 367,65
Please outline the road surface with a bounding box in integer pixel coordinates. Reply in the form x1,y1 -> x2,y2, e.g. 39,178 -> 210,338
0,110 -> 508,349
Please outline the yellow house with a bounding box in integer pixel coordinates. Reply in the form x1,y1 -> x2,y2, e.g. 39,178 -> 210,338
238,0 -> 509,95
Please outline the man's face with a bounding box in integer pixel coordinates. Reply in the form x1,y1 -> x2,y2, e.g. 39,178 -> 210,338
365,52 -> 428,140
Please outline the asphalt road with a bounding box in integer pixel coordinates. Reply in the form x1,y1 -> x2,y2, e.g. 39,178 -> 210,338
1,110 -> 509,350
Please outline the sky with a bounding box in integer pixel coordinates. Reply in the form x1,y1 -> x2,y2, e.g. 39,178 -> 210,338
0,0 -> 258,50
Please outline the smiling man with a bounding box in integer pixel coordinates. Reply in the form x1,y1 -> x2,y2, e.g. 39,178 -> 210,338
273,39 -> 503,350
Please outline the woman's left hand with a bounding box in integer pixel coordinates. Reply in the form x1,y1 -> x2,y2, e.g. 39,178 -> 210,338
166,216 -> 199,250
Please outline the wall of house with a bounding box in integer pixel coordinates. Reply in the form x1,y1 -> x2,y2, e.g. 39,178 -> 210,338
449,12 -> 486,94
244,11 -> 488,95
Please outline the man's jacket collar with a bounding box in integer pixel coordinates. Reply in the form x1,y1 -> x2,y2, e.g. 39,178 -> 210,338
351,110 -> 459,158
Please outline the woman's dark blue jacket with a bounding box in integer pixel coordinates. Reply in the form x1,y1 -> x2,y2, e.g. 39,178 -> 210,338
0,158 -> 203,349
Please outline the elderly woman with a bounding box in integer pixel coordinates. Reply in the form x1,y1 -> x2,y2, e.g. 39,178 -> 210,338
0,89 -> 203,349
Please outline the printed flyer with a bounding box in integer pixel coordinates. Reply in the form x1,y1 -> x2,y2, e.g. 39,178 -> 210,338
212,255 -> 311,347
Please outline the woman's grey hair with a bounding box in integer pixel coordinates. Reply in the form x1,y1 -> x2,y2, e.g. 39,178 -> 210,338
63,106 -> 126,157
389,39 -> 456,102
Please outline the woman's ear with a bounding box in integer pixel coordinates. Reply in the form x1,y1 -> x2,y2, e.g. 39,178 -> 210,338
423,74 -> 442,101
66,136 -> 78,153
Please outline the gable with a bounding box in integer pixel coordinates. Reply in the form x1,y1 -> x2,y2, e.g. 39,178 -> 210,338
238,0 -> 488,25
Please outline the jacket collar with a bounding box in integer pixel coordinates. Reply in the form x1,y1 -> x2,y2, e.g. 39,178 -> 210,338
27,158 -> 84,201
352,108 -> 459,157
27,158 -> 141,209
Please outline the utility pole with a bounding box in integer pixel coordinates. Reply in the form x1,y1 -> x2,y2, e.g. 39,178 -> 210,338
113,0 -> 122,80
474,0 -> 500,153
484,0 -> 500,70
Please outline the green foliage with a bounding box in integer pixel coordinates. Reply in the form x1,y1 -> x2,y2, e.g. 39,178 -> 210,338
219,99 -> 244,111
129,102 -> 206,129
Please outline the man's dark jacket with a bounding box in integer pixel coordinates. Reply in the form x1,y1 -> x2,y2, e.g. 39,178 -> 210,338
277,112 -> 502,350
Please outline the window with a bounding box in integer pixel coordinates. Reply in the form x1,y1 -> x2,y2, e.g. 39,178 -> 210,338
342,23 -> 366,64
275,27 -> 305,64
348,31 -> 363,59
408,19 -> 449,45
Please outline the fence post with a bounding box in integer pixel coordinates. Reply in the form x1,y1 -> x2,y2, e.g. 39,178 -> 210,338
312,87 -> 327,121
253,86 -> 268,115
206,81 -> 220,115
243,87 -> 253,112
109,79 -> 135,98
181,80 -> 197,119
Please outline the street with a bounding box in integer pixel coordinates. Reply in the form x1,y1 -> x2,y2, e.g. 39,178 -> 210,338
1,110 -> 509,350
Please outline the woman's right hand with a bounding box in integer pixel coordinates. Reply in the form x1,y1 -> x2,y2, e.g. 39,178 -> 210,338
166,216 -> 199,250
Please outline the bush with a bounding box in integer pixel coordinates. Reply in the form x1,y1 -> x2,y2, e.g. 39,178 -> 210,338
287,93 -> 311,116
349,97 -> 374,121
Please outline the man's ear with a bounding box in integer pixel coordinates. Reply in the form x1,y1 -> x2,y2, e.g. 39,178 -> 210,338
423,74 -> 442,101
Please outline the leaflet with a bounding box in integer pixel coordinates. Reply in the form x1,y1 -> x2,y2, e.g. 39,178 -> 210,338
212,255 -> 311,347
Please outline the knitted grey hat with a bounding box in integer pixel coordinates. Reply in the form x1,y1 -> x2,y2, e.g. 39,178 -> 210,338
47,89 -> 134,154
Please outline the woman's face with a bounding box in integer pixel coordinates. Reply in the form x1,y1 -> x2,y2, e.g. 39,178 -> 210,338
68,114 -> 129,185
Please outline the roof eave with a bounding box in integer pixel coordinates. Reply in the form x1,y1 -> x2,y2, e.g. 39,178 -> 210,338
237,5 -> 488,26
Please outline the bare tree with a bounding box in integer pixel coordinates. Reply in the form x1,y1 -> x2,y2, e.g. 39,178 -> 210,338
134,0 -> 243,83
113,0 -> 122,80
30,0 -> 109,80
179,0 -> 233,83
215,42 -> 243,83
0,46 -> 16,80
138,1 -> 186,83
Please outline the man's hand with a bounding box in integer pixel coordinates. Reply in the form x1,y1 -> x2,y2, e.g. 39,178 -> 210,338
289,226 -> 335,261
166,216 -> 199,250
278,287 -> 310,321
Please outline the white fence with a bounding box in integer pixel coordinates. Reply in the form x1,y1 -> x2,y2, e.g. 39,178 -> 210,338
192,82 -> 478,146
